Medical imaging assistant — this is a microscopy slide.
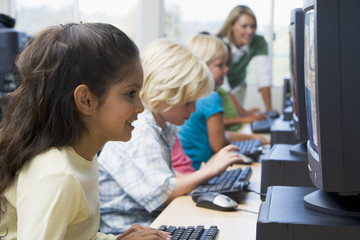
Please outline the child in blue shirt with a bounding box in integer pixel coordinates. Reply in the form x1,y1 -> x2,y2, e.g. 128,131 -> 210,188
178,34 -> 269,170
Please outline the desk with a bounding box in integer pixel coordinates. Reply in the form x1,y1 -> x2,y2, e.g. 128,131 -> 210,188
151,162 -> 263,240
151,124 -> 269,239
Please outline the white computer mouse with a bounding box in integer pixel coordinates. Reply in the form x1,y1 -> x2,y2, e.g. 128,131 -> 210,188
196,192 -> 238,211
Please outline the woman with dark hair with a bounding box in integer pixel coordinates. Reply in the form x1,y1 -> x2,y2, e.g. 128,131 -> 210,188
0,22 -> 170,240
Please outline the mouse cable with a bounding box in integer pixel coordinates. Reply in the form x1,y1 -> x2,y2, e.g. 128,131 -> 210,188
246,188 -> 266,198
235,208 -> 259,214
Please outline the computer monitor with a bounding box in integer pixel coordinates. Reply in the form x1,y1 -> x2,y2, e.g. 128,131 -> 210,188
288,8 -> 308,158
0,28 -> 28,93
303,0 -> 360,217
0,28 -> 29,120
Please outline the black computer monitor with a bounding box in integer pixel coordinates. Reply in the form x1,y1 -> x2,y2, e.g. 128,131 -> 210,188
303,0 -> 360,217
288,8 -> 308,158
0,28 -> 28,93
0,28 -> 29,120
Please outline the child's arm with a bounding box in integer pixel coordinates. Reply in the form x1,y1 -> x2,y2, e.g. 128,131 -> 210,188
206,112 -> 229,151
164,145 -> 243,204
16,172 -> 85,239
228,91 -> 247,115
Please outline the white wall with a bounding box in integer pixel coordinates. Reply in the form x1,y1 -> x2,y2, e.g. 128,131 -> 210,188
244,85 -> 283,113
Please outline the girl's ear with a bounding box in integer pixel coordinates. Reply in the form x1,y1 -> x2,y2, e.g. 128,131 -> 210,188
73,84 -> 96,115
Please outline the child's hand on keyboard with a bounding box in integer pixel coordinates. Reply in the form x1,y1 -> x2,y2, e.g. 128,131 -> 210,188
201,144 -> 243,177
116,223 -> 172,240
245,107 -> 261,115
238,114 -> 267,123
253,135 -> 270,145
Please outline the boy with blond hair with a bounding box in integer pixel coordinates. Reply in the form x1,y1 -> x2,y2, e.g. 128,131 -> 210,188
98,39 -> 243,234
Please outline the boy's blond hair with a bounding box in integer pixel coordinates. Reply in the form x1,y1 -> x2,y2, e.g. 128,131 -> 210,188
187,34 -> 227,65
140,39 -> 212,113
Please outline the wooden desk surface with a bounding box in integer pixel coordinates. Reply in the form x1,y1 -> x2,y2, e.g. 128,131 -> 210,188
151,124 -> 269,239
151,162 -> 263,240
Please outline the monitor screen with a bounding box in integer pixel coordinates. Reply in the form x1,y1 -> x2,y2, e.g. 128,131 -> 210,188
303,7 -> 318,155
302,0 -> 360,217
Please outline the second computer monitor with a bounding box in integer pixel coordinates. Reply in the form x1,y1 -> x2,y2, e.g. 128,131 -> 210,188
288,8 -> 308,158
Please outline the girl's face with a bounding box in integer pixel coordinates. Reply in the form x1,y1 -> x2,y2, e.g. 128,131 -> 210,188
231,14 -> 256,47
93,61 -> 144,142
207,52 -> 229,89
154,101 -> 196,127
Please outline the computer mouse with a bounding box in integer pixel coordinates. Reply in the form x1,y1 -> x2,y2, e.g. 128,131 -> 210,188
238,153 -> 253,164
196,192 -> 238,211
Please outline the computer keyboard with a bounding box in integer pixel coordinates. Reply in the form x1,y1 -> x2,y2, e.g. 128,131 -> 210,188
158,225 -> 219,240
190,167 -> 252,203
265,110 -> 279,119
251,118 -> 272,133
231,138 -> 263,159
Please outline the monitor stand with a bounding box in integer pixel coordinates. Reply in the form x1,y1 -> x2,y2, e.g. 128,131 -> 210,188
260,143 -> 313,200
270,116 -> 300,147
257,186 -> 360,240
282,105 -> 293,121
289,141 -> 307,158
304,190 -> 360,217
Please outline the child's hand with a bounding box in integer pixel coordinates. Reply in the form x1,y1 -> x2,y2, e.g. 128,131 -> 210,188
204,145 -> 243,177
249,114 -> 267,121
246,108 -> 261,115
253,136 -> 270,145
117,224 -> 172,240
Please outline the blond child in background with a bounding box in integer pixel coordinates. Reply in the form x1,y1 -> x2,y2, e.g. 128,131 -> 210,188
98,39 -> 243,234
177,34 -> 269,170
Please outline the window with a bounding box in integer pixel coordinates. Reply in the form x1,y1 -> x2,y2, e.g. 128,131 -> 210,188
14,0 -> 137,38
15,0 -> 75,35
164,0 -> 302,87
271,0 -> 302,86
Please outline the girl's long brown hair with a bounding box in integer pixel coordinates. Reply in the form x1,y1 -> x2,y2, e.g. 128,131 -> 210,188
0,23 -> 139,224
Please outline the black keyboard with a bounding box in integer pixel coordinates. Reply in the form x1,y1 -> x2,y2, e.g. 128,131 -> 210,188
231,139 -> 263,159
265,110 -> 279,119
158,225 -> 219,240
251,119 -> 272,133
190,167 -> 252,203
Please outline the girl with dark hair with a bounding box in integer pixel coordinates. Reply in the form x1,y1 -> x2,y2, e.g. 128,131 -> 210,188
0,22 -> 170,240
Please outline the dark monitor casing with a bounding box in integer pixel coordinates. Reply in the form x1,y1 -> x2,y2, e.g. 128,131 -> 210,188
290,8 -> 307,143
0,28 -> 27,92
303,0 -> 360,195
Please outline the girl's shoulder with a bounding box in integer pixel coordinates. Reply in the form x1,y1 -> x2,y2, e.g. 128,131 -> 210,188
198,91 -> 222,105
20,147 -> 90,178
